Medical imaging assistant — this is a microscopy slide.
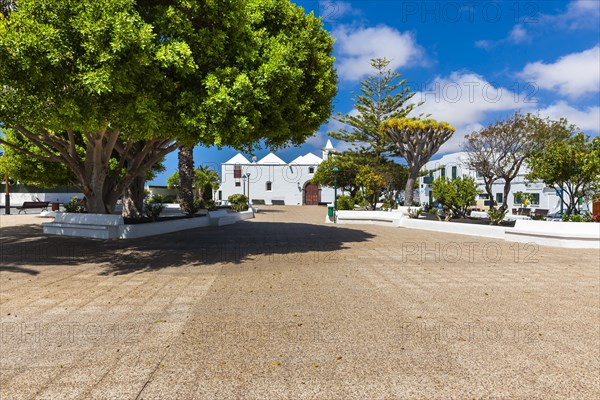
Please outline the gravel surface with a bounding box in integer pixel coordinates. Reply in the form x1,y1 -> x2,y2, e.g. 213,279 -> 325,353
1,207 -> 599,399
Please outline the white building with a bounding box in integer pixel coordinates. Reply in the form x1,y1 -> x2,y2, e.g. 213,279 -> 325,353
217,141 -> 336,205
417,152 -> 589,214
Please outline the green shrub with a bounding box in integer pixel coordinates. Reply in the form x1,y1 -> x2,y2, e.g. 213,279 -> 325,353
432,177 -> 480,218
407,207 -> 422,219
486,208 -> 508,225
144,194 -> 165,221
228,194 -> 248,212
429,208 -> 442,221
336,195 -> 354,210
204,199 -> 217,211
562,213 -> 592,222
64,196 -> 85,213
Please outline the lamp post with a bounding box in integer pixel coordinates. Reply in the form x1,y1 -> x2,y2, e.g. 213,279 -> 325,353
242,174 -> 247,196
4,175 -> 9,215
332,166 -> 339,222
246,173 -> 251,203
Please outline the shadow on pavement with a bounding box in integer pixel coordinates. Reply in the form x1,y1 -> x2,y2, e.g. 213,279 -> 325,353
0,221 -> 375,275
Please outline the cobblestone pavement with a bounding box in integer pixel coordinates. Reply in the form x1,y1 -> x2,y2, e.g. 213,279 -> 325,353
1,207 -> 599,399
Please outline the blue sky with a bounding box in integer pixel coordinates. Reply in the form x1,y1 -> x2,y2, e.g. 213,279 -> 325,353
150,0 -> 600,185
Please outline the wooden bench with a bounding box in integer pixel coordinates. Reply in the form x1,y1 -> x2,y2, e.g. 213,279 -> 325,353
252,199 -> 266,205
17,201 -> 50,214
271,200 -> 285,205
533,209 -> 549,216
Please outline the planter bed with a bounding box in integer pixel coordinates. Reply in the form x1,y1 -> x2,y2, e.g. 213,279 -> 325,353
43,209 -> 254,239
123,213 -> 207,225
420,213 -> 516,227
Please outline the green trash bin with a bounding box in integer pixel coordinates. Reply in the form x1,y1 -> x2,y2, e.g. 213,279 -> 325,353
327,204 -> 334,217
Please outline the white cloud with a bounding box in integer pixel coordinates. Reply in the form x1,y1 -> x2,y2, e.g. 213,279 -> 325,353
408,72 -> 535,153
508,24 -> 530,44
333,25 -> 425,81
537,101 -> 600,133
475,24 -> 531,50
519,45 -> 600,99
540,0 -> 600,30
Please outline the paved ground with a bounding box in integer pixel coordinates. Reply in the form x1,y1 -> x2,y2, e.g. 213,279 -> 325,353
1,207 -> 599,399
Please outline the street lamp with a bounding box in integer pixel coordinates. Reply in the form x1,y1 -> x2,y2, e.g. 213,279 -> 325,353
246,173 -> 251,202
4,175 -> 9,215
332,166 -> 339,222
242,174 -> 247,196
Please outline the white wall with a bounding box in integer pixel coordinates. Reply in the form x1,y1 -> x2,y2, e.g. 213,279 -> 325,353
1,192 -> 83,207
218,163 -> 334,205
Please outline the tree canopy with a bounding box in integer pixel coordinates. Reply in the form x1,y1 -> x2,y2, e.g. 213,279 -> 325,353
527,133 -> 600,215
382,118 -> 456,206
0,0 -> 336,214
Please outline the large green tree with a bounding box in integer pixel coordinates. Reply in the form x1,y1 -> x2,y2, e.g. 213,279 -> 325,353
382,118 -> 456,206
138,0 -> 337,214
327,58 -> 414,205
527,133 -> 600,215
463,113 -> 571,212
0,0 -> 336,215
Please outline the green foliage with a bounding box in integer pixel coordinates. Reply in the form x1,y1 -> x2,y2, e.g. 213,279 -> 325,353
311,156 -> 361,196
486,209 -> 508,225
203,199 -> 217,211
329,58 -> 418,159
561,213 -> 592,222
228,194 -> 248,212
528,134 -> 600,215
327,58 -> 412,207
407,208 -> 422,219
143,194 -> 165,221
335,195 -> 355,210
0,0 -> 336,214
431,177 -> 480,218
465,113 -> 573,212
0,129 -> 77,187
63,197 -> 85,213
355,165 -> 386,210
382,117 -> 456,206
167,165 -> 220,200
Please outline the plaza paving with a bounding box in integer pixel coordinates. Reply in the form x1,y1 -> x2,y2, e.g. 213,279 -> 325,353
0,206 -> 599,399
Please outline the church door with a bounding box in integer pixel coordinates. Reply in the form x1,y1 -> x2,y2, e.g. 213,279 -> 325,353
304,183 -> 320,205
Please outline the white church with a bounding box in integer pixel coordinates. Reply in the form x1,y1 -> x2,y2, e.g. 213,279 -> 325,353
217,140 -> 336,205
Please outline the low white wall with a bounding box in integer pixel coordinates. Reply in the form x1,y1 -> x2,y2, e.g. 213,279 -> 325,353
336,210 -> 403,227
119,216 -> 211,239
400,218 -> 506,239
505,220 -> 600,249
43,209 -> 255,239
1,192 -> 82,206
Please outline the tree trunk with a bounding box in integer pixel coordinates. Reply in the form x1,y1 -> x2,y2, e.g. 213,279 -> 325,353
500,179 -> 512,212
484,178 -> 495,211
403,170 -> 418,206
178,145 -> 195,214
82,184 -> 108,214
122,175 -> 146,218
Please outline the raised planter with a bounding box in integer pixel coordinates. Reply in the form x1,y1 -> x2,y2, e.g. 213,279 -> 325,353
43,209 -> 255,239
329,209 -> 599,249
400,217 -> 506,239
335,210 -> 403,227
505,220 -> 600,249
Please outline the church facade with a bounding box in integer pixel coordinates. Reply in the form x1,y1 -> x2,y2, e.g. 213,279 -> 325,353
218,141 -> 335,206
